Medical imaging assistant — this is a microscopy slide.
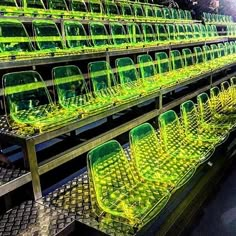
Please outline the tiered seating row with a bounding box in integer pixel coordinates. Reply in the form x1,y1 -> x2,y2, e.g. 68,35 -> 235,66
88,79 -> 236,229
1,0 -> 193,23
2,41 -> 236,133
203,12 -> 233,24
0,19 -> 221,59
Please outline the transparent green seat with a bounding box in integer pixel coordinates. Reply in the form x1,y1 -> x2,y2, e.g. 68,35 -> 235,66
220,81 -> 236,113
70,0 -> 88,18
89,60 -> 139,103
53,65 -> 112,115
203,12 -> 210,22
110,22 -> 130,48
87,140 -> 171,227
120,3 -> 134,20
170,8 -> 179,20
170,50 -> 191,80
130,123 -> 197,189
197,93 -> 231,137
137,54 -> 163,90
166,24 -> 176,42
158,110 -> 203,164
154,7 -> 163,19
141,23 -> 157,46
0,19 -> 34,59
210,86 -> 236,128
116,57 -> 144,96
22,0 -> 46,16
133,3 -> 144,21
194,46 -> 211,72
162,8 -> 172,20
3,71 -> 77,132
203,45 -> 214,67
106,2 -> 121,20
127,23 -> 144,47
155,24 -> 169,44
143,5 -> 155,20
33,20 -> 65,52
155,52 -> 178,85
184,24 -> 194,41
64,21 -> 91,50
178,9 -> 186,20
192,24 -> 202,41
88,0 -> 105,20
182,48 -> 202,76
89,22 -> 111,49
48,0 -> 69,17
180,100 -> 220,148
176,24 -> 186,42
210,44 -> 225,68
0,0 -> 21,15
199,24 -> 208,40
185,10 -> 192,20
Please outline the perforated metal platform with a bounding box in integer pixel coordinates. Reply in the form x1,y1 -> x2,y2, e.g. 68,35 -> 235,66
0,167 -> 27,186
0,200 -> 74,236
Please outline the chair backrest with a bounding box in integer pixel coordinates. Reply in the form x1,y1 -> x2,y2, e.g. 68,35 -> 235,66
217,43 -> 226,57
3,71 -> 52,119
110,22 -> 129,45
166,24 -> 176,41
155,52 -> 171,73
120,3 -> 133,17
52,65 -> 88,107
184,24 -> 193,39
197,93 -> 211,123
137,54 -> 157,79
199,24 -> 207,38
155,24 -> 169,41
106,2 -> 119,16
48,0 -> 68,11
132,4 -> 144,18
194,47 -> 204,64
142,23 -> 156,43
33,20 -> 64,50
64,21 -> 89,48
89,22 -> 110,47
178,9 -> 186,19
0,19 -> 33,53
192,24 -> 201,38
116,57 -> 139,84
176,24 -> 186,40
88,61 -> 116,92
163,7 -> 171,19
144,5 -> 155,18
23,0 -> 45,9
202,45 -> 212,61
210,44 -> 220,58
182,48 -> 194,66
185,10 -> 192,20
170,50 -> 184,70
88,0 -> 104,16
154,7 -> 163,18
127,23 -> 143,44
170,8 -> 179,19
71,0 -> 88,14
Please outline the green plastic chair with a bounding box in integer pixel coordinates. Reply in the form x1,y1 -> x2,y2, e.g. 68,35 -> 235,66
170,8 -> 179,19
197,93 -> 231,137
211,25 -> 219,38
154,7 -> 163,19
88,0 -> 105,19
166,24 -> 176,41
120,3 -> 134,20
180,100 -> 221,147
155,24 -> 169,42
89,22 -> 110,49
22,0 -> 46,16
129,123 -> 197,189
0,19 -> 33,58
48,0 -> 69,17
170,50 -> 184,70
127,23 -> 144,47
158,110 -> 203,163
3,71 -> 77,132
194,47 -> 204,64
116,57 -> 143,95
132,3 -> 144,19
106,2 -> 120,19
192,24 -> 201,41
203,45 -> 212,62
184,24 -> 193,40
70,0 -> 88,18
155,52 -> 171,74
162,7 -> 171,19
220,81 -> 236,113
53,65 -> 112,114
87,140 -> 171,227
64,21 -> 90,50
210,86 -> 236,128
0,0 -> 20,15
203,12 -> 210,22
199,24 -> 207,39
178,9 -> 186,20
33,20 -> 64,51
137,54 -> 163,90
176,24 -> 186,41
143,5 -> 155,19
110,22 -> 130,47
89,60 -> 139,103
185,10 -> 192,20
141,23 -> 156,45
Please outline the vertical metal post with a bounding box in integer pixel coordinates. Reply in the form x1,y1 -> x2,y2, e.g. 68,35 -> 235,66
24,139 -> 42,200
60,19 -> 66,47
